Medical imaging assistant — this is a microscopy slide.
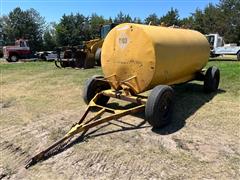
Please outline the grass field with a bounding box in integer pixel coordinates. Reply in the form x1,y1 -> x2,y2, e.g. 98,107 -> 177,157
0,60 -> 239,179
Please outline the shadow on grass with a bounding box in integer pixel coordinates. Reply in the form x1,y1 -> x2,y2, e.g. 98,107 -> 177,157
209,58 -> 238,62
63,83 -> 226,143
63,103 -> 148,146
152,83 -> 225,135
32,83 -> 225,167
75,83 -> 225,140
34,103 -> 148,167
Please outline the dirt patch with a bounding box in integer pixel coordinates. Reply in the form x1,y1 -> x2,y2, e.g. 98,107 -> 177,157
1,98 -> 239,179
0,98 -> 16,109
0,62 -> 239,179
0,166 -> 14,180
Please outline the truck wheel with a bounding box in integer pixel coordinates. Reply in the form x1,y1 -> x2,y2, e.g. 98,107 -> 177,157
83,75 -> 111,105
145,85 -> 174,128
210,51 -> 215,58
237,51 -> 240,61
9,55 -> 19,62
60,60 -> 69,68
204,66 -> 220,93
41,54 -> 47,61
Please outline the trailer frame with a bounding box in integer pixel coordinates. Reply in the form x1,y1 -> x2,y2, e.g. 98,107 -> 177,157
25,89 -> 146,169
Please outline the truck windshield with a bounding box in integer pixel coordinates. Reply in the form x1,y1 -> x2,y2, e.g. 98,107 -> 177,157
100,25 -> 111,39
206,36 -> 215,47
20,41 -> 25,47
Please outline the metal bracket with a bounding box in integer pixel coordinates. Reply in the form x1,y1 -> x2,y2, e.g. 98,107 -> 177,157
101,74 -> 141,94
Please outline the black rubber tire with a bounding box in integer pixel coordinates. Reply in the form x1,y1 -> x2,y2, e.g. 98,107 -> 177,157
60,60 -> 69,68
0,50 -> 3,58
237,51 -> 240,61
83,75 -> 111,105
7,55 -> 19,62
6,58 -> 11,62
204,66 -> 220,93
11,55 -> 19,62
145,85 -> 174,128
95,48 -> 101,66
210,52 -> 215,58
40,54 -> 46,61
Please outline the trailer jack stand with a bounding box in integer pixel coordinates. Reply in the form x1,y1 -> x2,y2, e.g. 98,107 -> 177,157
25,90 -> 146,169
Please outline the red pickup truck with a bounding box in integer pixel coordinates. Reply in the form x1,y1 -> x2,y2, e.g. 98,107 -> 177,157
3,39 -> 33,62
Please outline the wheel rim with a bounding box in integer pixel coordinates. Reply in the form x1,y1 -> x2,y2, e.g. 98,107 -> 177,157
11,56 -> 17,62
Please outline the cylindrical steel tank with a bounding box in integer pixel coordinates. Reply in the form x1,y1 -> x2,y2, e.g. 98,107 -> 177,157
101,23 -> 210,94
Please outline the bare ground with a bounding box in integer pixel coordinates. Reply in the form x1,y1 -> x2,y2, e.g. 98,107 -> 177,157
0,61 -> 239,179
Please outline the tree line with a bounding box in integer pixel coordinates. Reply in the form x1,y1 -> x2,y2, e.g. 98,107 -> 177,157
0,0 -> 239,51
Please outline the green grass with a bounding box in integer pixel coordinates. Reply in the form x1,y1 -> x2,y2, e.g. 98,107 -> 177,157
0,61 -> 103,126
1,61 -> 103,85
207,61 -> 240,98
0,60 -> 239,179
1,60 -> 238,126
1,60 -> 239,98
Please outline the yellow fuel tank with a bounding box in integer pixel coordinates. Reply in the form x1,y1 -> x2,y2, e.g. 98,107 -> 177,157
101,23 -> 210,94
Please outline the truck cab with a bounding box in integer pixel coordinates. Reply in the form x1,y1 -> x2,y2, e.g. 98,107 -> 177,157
16,39 -> 30,48
206,33 -> 240,60
206,34 -> 224,50
100,23 -> 118,39
3,39 -> 32,62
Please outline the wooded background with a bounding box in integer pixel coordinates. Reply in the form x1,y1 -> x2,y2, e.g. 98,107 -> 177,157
0,0 -> 239,51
